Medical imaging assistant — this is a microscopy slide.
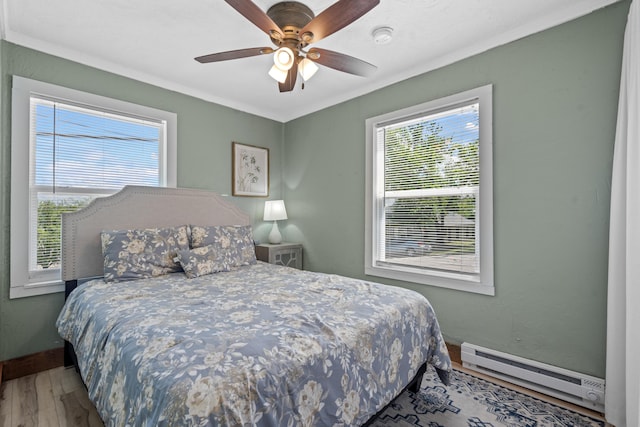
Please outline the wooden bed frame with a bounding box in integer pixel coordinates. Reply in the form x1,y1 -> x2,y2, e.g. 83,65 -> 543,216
60,185 -> 428,423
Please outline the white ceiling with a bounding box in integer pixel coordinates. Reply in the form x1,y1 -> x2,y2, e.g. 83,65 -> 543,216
0,0 -> 620,122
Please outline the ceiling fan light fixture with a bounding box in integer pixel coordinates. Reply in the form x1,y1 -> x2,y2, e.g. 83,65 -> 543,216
273,47 -> 295,71
299,57 -> 319,81
269,64 -> 289,83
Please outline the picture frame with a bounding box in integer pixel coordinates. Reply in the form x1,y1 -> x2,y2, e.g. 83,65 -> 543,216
232,142 -> 269,197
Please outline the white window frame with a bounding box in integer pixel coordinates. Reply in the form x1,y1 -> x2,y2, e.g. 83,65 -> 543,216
365,85 -> 494,295
10,76 -> 177,299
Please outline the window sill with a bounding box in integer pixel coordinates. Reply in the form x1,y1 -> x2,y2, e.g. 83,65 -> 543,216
10,281 -> 64,299
365,264 -> 495,296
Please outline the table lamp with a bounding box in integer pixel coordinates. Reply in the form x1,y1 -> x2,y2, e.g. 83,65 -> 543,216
263,200 -> 287,244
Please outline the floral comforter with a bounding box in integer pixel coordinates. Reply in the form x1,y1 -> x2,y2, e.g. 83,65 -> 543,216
57,262 -> 451,426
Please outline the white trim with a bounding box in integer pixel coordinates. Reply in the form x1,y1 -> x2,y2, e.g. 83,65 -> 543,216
0,0 -> 618,122
0,0 -> 6,40
9,282 -> 65,299
385,186 -> 479,199
366,263 -> 495,296
365,85 -> 494,296
10,75 -> 177,299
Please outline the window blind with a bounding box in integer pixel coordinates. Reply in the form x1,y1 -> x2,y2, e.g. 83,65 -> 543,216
378,101 -> 480,277
29,97 -> 164,273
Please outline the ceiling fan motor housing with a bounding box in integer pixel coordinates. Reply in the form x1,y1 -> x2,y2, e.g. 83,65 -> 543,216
266,2 -> 315,47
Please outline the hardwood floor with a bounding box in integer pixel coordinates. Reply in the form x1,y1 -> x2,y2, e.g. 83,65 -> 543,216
0,366 -> 102,427
1,363 -> 607,427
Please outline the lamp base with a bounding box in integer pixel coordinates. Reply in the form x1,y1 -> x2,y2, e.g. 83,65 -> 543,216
268,221 -> 282,244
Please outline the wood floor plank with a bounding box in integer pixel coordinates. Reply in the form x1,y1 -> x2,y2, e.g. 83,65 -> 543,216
13,374 -> 38,427
73,389 -> 102,427
48,367 -> 66,397
60,368 -> 84,394
57,389 -> 103,427
0,380 -> 13,427
51,367 -> 104,427
53,368 -> 103,427
35,371 -> 59,427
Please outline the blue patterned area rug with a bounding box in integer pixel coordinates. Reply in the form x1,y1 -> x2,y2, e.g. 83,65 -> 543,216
369,367 -> 605,427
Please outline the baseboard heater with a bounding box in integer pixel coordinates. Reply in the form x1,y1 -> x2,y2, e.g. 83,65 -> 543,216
461,342 -> 605,413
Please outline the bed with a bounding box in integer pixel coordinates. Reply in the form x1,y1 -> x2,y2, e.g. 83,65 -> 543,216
56,185 -> 451,426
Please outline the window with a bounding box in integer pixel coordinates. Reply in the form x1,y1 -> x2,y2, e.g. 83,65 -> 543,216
365,85 -> 494,295
10,76 -> 177,298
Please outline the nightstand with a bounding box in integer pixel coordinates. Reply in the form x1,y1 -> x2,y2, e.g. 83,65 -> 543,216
255,242 -> 303,270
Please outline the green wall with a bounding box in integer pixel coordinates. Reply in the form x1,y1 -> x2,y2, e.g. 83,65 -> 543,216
283,1 -> 629,377
0,41 -> 284,361
0,0 -> 629,378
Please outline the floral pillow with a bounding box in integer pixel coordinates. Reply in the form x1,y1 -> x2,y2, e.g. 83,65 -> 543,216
190,225 -> 257,267
101,225 -> 190,282
175,245 -> 231,278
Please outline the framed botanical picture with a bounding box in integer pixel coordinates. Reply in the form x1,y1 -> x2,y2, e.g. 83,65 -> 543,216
232,142 -> 269,197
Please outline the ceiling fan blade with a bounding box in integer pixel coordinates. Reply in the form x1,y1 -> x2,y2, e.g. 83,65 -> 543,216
300,0 -> 380,44
278,61 -> 299,93
195,47 -> 273,63
224,0 -> 283,39
307,48 -> 376,77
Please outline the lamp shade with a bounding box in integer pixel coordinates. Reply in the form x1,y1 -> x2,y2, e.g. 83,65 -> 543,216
268,65 -> 288,83
273,47 -> 294,71
264,200 -> 288,221
299,57 -> 318,81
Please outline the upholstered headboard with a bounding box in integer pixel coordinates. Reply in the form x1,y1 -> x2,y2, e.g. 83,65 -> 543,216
61,186 -> 251,281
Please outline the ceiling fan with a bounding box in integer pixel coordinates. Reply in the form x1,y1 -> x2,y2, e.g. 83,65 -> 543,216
195,0 -> 380,92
